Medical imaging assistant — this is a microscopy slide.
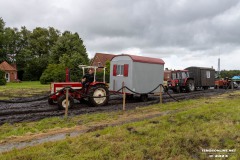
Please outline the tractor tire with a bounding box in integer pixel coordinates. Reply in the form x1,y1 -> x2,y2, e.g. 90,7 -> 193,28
173,86 -> 181,93
88,84 -> 109,107
140,94 -> 148,102
57,95 -> 74,110
203,86 -> 209,90
48,98 -> 55,105
186,80 -> 195,92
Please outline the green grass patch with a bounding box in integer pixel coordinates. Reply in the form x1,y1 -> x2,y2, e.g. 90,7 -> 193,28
0,81 -> 49,89
0,81 -> 49,99
0,91 -> 239,159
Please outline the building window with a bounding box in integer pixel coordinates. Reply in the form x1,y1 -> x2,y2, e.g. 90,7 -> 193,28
206,71 -> 210,78
117,65 -> 124,76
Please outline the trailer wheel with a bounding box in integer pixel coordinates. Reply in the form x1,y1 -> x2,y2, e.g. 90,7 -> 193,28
203,86 -> 209,90
126,94 -> 134,100
88,84 -> 109,106
57,95 -> 74,110
186,80 -> 195,92
140,94 -> 148,102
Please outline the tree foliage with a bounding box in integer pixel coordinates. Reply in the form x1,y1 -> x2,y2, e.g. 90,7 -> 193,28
40,64 -> 65,84
0,18 -> 7,62
220,70 -> 240,78
0,17 -> 89,82
0,70 -> 6,85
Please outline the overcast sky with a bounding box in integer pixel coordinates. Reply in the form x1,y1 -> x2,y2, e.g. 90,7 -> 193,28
1,0 -> 240,70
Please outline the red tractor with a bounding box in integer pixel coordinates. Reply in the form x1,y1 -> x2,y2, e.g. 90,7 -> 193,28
215,78 -> 238,89
165,70 -> 195,93
48,65 -> 109,109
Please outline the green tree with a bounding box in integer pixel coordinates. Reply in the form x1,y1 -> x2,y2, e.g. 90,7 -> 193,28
0,70 -> 6,85
40,64 -> 65,84
49,31 -> 89,82
2,27 -> 21,63
105,60 -> 110,82
50,31 -> 89,65
22,27 -> 60,80
0,18 -> 7,62
220,70 -> 240,78
0,18 -> 89,82
15,26 -> 31,80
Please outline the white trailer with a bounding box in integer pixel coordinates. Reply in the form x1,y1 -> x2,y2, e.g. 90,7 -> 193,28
109,54 -> 165,101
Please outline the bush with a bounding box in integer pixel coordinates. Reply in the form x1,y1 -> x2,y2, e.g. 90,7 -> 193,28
40,64 -> 66,84
0,70 -> 6,85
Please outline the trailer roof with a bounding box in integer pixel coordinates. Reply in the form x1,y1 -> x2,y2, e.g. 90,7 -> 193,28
170,69 -> 189,72
185,66 -> 215,70
112,54 -> 165,65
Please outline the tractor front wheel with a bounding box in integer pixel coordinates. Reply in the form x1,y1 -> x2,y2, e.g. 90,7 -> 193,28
57,95 -> 74,110
48,98 -> 55,105
88,84 -> 109,107
173,86 -> 181,93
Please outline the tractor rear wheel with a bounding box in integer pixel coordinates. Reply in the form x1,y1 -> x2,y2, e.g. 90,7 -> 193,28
57,95 -> 74,110
88,84 -> 109,106
186,80 -> 195,92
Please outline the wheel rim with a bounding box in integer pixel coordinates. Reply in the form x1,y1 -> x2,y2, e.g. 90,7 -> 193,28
189,83 -> 194,91
93,88 -> 107,104
61,99 -> 70,108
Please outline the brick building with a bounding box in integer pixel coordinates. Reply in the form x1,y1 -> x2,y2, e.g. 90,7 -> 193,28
0,61 -> 17,82
90,53 -> 115,67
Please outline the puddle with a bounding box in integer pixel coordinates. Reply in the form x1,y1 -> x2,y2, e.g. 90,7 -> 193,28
0,111 -> 171,153
0,129 -> 88,153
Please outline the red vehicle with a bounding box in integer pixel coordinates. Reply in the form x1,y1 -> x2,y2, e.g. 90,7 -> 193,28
215,79 -> 229,89
165,70 -> 195,93
215,78 -> 238,89
48,66 -> 109,109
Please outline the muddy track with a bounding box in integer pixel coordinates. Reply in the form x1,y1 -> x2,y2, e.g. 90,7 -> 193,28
0,89 -> 236,125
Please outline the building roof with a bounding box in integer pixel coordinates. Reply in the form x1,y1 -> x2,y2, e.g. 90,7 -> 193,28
112,54 -> 165,65
91,53 -> 115,66
0,61 -> 17,71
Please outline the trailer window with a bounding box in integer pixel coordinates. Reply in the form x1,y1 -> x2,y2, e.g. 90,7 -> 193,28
206,71 -> 210,78
117,65 -> 124,76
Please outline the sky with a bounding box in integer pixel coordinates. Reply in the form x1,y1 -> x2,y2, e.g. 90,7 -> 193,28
0,0 -> 240,70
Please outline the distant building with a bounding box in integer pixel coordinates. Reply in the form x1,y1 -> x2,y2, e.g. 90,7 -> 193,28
0,61 -> 17,82
90,53 -> 115,67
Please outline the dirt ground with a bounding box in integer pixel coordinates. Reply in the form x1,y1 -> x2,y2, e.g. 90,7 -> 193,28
0,88 -> 237,153
0,88 -> 231,125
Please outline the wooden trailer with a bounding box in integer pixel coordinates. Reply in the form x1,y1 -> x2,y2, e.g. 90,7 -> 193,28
185,66 -> 215,90
109,54 -> 165,101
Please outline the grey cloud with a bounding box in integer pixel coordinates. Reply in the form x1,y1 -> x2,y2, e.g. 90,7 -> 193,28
0,0 -> 240,69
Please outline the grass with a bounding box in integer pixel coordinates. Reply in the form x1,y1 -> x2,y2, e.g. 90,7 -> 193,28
0,91 -> 239,159
0,81 -> 49,99
0,97 -> 208,142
